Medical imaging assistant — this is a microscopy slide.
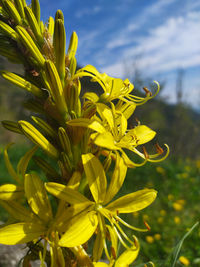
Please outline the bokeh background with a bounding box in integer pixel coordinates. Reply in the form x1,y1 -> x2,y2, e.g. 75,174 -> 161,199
0,0 -> 200,266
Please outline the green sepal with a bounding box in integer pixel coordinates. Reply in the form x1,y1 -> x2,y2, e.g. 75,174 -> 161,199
0,184 -> 24,200
2,120 -> 22,134
31,0 -> 40,24
0,70 -> 44,97
18,120 -> 59,158
24,6 -> 43,44
2,0 -> 22,25
16,25 -> 45,67
14,0 -> 25,19
53,18 -> 66,82
0,21 -> 19,40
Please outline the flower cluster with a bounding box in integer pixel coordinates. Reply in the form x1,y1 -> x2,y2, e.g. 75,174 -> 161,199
0,0 -> 168,266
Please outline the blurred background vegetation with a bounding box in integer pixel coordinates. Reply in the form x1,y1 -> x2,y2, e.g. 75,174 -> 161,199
0,56 -> 200,266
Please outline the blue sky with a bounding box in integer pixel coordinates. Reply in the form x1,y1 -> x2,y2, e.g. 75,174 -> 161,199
39,0 -> 200,109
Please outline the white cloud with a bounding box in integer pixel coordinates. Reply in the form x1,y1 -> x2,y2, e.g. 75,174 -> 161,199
75,6 -> 101,19
103,11 -> 200,77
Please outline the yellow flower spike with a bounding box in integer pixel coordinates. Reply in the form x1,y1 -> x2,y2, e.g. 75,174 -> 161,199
82,153 -> 107,203
45,60 -> 69,119
31,0 -> 41,24
104,152 -> 127,205
25,173 -> 53,222
0,184 -> 24,200
32,116 -> 57,138
14,0 -> 25,19
0,200 -> 41,223
115,242 -> 140,267
67,31 -> 78,61
2,120 -> 22,134
58,210 -> 98,247
0,71 -> 44,98
45,182 -> 93,205
0,21 -> 19,40
18,120 -> 59,158
53,18 -> 66,82
48,16 -> 54,36
0,222 -> 46,245
106,188 -> 157,214
24,6 -> 43,44
2,0 -> 22,25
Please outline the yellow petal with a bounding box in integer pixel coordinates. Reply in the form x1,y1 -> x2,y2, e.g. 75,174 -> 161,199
106,189 -> 157,214
0,200 -> 40,223
120,125 -> 156,147
83,92 -> 99,102
17,145 -> 38,178
93,263 -> 110,267
0,222 -> 45,245
59,210 -> 98,247
115,245 -> 139,267
45,182 -> 92,204
82,153 -> 107,203
106,225 -> 118,259
93,226 -> 104,262
67,171 -> 82,190
67,118 -> 106,133
116,102 -> 136,120
25,173 -> 52,222
0,184 -> 24,200
104,152 -> 127,204
55,202 -> 94,232
4,143 -> 21,184
90,132 -> 119,150
96,103 -> 114,130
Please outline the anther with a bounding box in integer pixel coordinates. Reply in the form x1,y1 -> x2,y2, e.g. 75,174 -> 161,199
142,146 -> 149,159
144,221 -> 151,231
155,143 -> 164,154
111,246 -> 116,259
143,87 -> 152,96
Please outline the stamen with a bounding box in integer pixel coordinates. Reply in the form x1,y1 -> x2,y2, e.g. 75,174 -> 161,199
144,221 -> 151,231
142,146 -> 149,159
155,143 -> 164,154
143,87 -> 152,97
115,215 -> 148,232
111,246 -> 117,259
113,225 -> 130,250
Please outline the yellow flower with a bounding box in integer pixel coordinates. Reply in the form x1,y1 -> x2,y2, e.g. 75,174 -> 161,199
160,210 -> 166,216
179,256 -> 190,266
68,104 -> 169,167
45,153 -> 157,262
156,166 -> 165,175
196,160 -> 200,169
168,194 -> 174,200
154,234 -> 161,240
173,202 -> 183,211
74,65 -> 159,105
146,236 -> 154,244
157,217 -> 164,224
174,216 -> 181,224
